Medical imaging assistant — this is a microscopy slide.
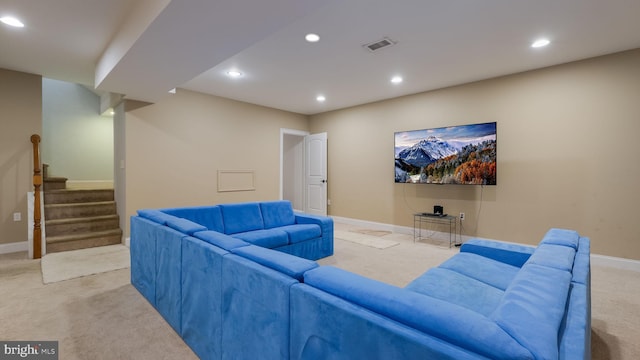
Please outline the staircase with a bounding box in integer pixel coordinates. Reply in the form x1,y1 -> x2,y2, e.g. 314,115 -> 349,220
44,178 -> 122,253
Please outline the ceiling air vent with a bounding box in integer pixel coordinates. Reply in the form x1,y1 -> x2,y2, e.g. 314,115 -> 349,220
363,37 -> 396,52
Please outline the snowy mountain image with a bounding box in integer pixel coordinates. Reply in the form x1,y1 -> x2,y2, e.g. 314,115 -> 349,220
394,122 -> 497,185
396,136 -> 458,167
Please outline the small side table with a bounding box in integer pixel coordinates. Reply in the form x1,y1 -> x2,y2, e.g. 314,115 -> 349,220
413,213 -> 459,247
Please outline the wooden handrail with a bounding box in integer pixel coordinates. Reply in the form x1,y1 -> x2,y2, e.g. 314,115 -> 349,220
30,134 -> 42,259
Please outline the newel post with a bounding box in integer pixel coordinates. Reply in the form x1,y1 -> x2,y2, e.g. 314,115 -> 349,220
30,134 -> 42,259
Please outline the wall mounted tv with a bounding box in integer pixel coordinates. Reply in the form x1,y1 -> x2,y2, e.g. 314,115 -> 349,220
395,122 -> 497,185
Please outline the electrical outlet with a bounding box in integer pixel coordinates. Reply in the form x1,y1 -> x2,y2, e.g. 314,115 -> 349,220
327,199 -> 331,206
459,212 -> 465,221
13,212 -> 21,221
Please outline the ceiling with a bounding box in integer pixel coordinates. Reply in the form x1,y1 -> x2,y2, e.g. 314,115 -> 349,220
2,0 -> 640,115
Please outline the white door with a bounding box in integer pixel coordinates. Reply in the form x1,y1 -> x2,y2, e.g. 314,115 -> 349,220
304,132 -> 327,216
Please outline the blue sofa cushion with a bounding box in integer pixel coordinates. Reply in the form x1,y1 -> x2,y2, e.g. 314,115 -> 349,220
220,202 -> 264,234
405,268 -> 504,316
540,228 -> 580,249
526,244 -> 576,272
232,229 -> 289,248
437,252 -> 520,291
193,230 -> 249,251
231,245 -> 318,281
279,224 -> 322,244
260,201 -> 296,229
162,206 -> 225,233
491,263 -> 572,360
460,239 -> 535,267
166,218 -> 207,235
137,209 -> 178,225
305,266 -> 532,360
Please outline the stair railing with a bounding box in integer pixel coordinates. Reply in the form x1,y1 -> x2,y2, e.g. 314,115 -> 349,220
30,134 -> 42,259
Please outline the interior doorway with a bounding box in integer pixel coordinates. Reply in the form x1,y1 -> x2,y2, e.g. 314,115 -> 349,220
280,129 -> 307,212
280,129 -> 328,215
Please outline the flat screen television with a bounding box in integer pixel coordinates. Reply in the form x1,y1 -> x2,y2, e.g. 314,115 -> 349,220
395,122 -> 497,185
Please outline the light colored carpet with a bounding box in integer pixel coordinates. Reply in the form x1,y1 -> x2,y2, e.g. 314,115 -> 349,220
334,230 -> 399,249
41,244 -> 130,284
349,228 -> 393,237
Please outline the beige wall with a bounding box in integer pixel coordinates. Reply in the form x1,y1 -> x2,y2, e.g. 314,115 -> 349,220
309,49 -> 640,260
122,89 -> 309,237
0,69 -> 42,245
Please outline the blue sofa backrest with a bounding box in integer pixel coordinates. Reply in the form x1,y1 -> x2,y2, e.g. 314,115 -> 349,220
219,202 -> 265,235
260,201 -> 296,228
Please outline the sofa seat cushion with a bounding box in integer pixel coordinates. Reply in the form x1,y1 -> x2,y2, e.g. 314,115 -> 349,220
220,202 -> 264,235
540,228 -> 580,249
278,224 -> 322,244
491,263 -> 572,360
526,244 -> 576,272
260,201 -> 296,229
438,252 -> 520,291
232,229 -> 289,248
405,268 -> 504,317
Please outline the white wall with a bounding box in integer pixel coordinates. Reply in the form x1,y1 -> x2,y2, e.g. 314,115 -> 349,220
42,78 -> 114,181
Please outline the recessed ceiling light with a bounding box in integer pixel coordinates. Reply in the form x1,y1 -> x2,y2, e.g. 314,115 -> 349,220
227,70 -> 243,78
0,16 -> 25,28
391,76 -> 403,84
316,95 -> 326,102
305,33 -> 320,43
531,39 -> 550,48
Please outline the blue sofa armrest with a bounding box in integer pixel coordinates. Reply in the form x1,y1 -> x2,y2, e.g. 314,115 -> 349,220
166,217 -> 207,235
193,230 -> 249,251
137,209 -> 179,225
461,239 -> 535,268
231,245 -> 318,281
294,212 -> 334,257
294,212 -> 333,233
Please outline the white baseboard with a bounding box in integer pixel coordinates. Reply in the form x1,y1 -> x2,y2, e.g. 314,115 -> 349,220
591,254 -> 640,272
66,180 -> 114,189
330,215 -> 640,272
0,241 -> 28,255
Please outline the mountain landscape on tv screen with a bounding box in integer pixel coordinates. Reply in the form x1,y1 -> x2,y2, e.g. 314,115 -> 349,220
395,123 -> 497,185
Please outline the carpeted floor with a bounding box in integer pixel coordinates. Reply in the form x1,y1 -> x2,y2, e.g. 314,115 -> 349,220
1,222 -> 639,359
41,244 -> 130,284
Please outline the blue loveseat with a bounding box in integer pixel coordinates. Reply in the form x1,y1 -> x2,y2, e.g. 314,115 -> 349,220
130,201 -> 590,360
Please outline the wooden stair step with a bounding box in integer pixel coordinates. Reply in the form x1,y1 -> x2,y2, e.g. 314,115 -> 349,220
43,177 -> 68,191
45,214 -> 120,237
46,229 -> 123,253
44,201 -> 117,220
44,189 -> 114,204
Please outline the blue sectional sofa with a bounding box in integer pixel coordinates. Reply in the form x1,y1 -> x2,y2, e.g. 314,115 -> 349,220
130,202 -> 590,360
